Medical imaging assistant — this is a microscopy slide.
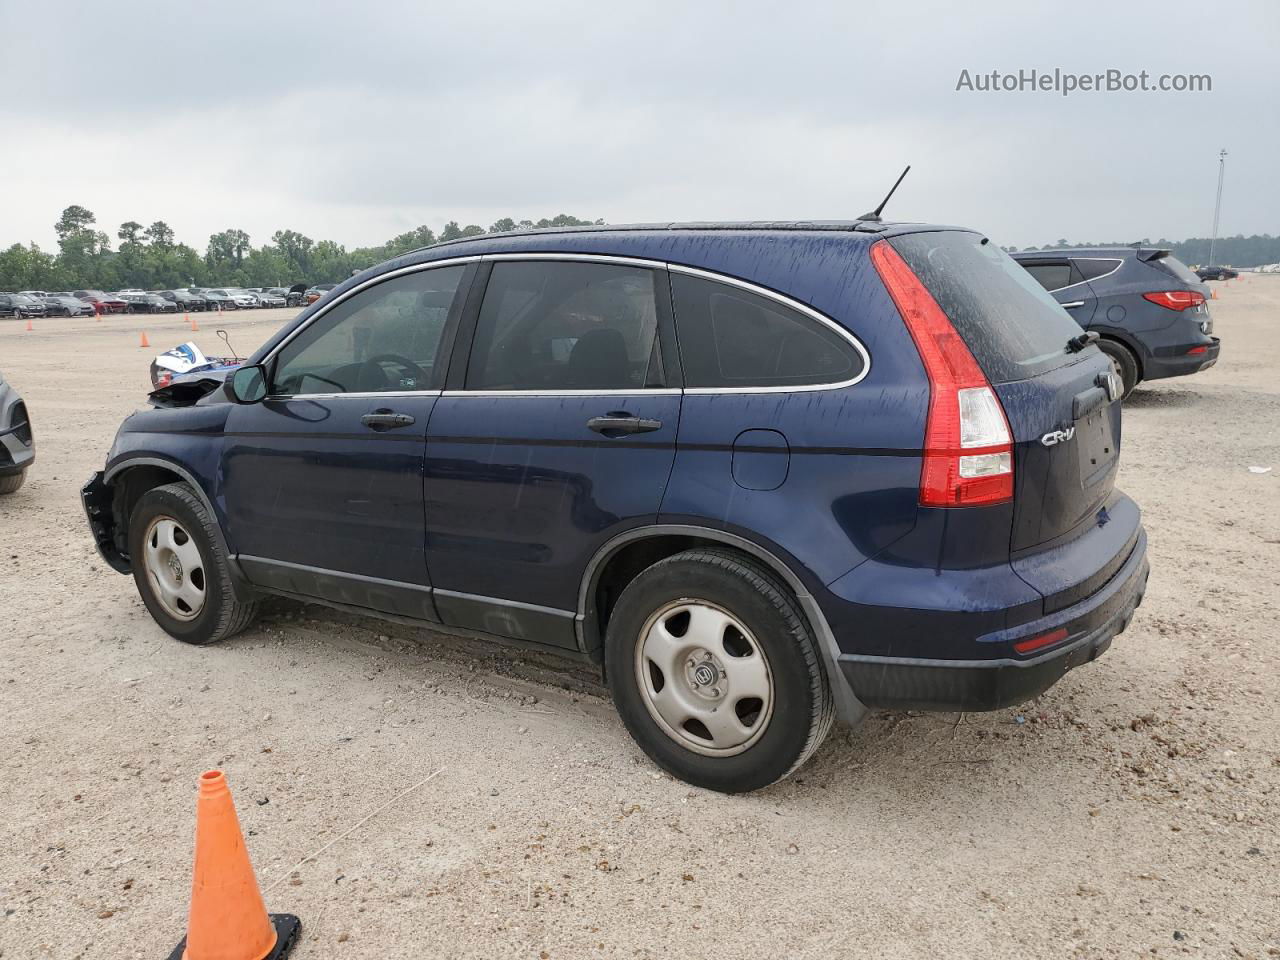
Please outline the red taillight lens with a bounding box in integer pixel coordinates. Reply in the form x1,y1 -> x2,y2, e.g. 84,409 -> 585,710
1142,290 -> 1205,311
1186,345 -> 1208,355
870,240 -> 1014,507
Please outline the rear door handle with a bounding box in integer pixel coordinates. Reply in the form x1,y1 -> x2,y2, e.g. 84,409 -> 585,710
587,414 -> 662,436
1060,300 -> 1086,309
361,410 -> 416,431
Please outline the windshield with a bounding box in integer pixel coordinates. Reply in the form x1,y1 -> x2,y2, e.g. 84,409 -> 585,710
889,230 -> 1086,383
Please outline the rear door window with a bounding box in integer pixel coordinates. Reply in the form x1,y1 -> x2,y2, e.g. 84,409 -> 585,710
670,273 -> 865,389
465,261 -> 664,391
890,231 -> 1084,383
1022,261 -> 1073,292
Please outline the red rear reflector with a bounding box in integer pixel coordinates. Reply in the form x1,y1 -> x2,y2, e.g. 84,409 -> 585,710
1143,290 -> 1205,311
1013,628 -> 1069,655
870,240 -> 1014,507
1186,345 -> 1207,355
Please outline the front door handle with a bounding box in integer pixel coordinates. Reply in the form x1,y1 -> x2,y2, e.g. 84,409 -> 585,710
587,414 -> 662,436
1060,300 -> 1086,309
361,409 -> 416,431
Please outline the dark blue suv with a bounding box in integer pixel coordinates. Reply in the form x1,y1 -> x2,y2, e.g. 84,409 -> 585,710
1012,246 -> 1220,397
83,222 -> 1150,792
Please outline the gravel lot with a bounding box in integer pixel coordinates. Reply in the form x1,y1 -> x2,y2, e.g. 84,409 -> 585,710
1,281 -> 1277,960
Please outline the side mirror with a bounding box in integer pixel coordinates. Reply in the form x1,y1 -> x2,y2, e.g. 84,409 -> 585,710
228,364 -> 268,404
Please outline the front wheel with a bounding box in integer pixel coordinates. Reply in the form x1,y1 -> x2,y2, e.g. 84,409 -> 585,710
605,549 -> 833,793
127,482 -> 259,644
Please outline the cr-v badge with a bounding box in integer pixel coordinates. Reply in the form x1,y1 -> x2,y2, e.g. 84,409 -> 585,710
1041,427 -> 1076,447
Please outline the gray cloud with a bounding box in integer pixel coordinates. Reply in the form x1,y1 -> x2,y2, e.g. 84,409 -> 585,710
1,0 -> 1276,252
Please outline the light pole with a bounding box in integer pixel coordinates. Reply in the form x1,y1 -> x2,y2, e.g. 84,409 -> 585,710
1208,149 -> 1227,266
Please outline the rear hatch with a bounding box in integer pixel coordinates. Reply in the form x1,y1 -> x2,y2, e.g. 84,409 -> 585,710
890,230 -> 1134,608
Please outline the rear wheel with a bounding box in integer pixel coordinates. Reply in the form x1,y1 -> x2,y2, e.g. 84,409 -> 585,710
605,548 -> 833,793
0,471 -> 26,495
1098,338 -> 1139,398
128,482 -> 259,645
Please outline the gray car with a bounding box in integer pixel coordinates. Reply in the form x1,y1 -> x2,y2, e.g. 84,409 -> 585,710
0,369 -> 34,494
1012,247 -> 1220,397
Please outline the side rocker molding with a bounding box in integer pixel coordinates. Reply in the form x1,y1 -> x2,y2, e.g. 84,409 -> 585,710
578,525 -> 869,727
103,456 -> 256,602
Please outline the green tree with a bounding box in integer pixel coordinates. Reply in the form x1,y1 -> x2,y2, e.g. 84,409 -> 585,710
145,220 -> 175,248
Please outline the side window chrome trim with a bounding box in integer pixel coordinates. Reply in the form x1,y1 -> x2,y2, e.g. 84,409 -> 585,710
668,264 -> 872,394
1043,257 -> 1124,293
440,388 -> 681,398
263,390 -> 444,401
264,251 -> 874,397
262,255 -> 483,366
470,254 -> 872,395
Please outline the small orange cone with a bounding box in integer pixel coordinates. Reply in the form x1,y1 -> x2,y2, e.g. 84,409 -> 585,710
140,331 -> 151,348
25,317 -> 33,331
168,771 -> 300,960
1211,288 -> 1218,299
188,312 -> 198,332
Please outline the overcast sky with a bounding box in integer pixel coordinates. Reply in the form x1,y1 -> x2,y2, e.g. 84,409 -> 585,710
1,0 -> 1276,253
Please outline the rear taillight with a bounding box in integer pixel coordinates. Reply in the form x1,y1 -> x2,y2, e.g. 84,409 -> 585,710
870,240 -> 1014,507
1142,290 -> 1205,311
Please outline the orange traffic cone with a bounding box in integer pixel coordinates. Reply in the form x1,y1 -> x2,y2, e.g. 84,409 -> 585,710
168,770 -> 300,960
1211,288 -> 1218,299
140,331 -> 151,348
25,317 -> 33,331
188,312 -> 198,332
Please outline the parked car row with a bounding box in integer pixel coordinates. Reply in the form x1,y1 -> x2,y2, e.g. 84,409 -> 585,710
1,284 -> 315,318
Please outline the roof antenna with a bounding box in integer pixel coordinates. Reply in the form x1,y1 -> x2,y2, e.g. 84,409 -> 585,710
857,165 -> 911,222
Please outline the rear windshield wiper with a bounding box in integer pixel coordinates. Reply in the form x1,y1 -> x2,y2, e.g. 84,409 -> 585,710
1067,330 -> 1100,353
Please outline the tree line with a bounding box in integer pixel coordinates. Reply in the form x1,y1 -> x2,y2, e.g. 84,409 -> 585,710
0,206 -> 604,292
6,208 -> 1276,292
1007,234 -> 1280,268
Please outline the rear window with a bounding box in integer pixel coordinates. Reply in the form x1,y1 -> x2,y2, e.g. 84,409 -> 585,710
1147,254 -> 1202,286
889,231 -> 1084,383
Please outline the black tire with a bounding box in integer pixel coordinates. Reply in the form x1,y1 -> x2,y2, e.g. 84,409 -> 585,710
0,471 -> 26,495
127,482 -> 259,645
604,548 -> 834,793
1098,338 -> 1140,398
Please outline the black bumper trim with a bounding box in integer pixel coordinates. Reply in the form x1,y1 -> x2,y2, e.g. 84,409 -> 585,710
840,533 -> 1149,712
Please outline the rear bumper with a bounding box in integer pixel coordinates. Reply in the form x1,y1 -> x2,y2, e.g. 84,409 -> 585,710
837,527 -> 1149,711
1145,336 -> 1220,380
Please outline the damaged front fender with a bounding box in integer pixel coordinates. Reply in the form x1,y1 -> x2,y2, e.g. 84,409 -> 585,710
82,471 -> 131,573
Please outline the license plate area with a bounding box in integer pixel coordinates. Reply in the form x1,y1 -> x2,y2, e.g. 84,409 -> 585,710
1076,406 -> 1116,487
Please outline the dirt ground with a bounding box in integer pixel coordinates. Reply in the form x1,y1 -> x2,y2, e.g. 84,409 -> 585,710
1,281 -> 1277,960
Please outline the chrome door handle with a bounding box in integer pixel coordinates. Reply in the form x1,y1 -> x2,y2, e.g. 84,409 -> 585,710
361,410 -> 416,431
1060,300 -> 1086,309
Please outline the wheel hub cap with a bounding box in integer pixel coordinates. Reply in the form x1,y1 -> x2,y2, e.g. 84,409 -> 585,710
635,600 -> 774,757
143,516 -> 206,622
